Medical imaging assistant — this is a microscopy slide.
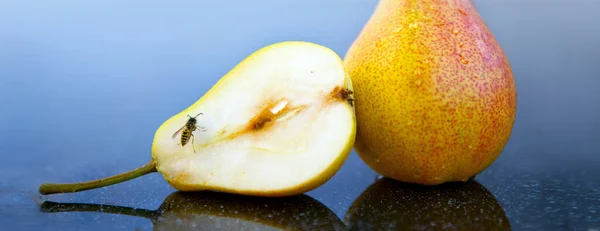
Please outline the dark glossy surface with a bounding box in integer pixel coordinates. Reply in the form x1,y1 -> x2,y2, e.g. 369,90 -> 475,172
40,191 -> 347,231
1,0 -> 599,230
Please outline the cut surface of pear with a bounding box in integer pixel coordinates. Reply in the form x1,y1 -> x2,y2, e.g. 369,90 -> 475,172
153,41 -> 356,196
38,41 -> 356,197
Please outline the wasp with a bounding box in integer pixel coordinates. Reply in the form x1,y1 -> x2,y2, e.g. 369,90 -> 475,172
331,87 -> 355,107
171,112 -> 206,153
340,88 -> 355,107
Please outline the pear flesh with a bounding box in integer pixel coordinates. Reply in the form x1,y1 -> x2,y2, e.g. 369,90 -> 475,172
152,41 -> 356,196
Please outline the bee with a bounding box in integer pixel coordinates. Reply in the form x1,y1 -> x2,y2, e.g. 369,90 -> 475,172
171,112 -> 206,153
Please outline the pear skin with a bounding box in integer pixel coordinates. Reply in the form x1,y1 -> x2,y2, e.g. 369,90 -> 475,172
343,0 -> 517,185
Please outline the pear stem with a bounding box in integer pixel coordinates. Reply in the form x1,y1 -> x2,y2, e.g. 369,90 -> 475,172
40,201 -> 160,219
38,161 -> 157,195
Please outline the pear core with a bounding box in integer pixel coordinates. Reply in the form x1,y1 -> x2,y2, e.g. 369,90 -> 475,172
152,41 -> 356,196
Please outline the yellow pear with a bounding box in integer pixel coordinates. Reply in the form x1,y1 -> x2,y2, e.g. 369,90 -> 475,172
343,0 -> 517,185
39,41 -> 356,197
40,191 -> 347,231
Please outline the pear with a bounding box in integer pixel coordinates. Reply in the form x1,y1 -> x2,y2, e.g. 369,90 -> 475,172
344,178 -> 511,230
40,191 -> 347,231
343,0 -> 517,185
39,41 -> 357,197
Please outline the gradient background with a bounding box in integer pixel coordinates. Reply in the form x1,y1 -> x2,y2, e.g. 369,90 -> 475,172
1,0 -> 599,230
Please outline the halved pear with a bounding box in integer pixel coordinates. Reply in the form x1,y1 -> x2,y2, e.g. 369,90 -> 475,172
153,41 -> 356,196
38,41 -> 356,197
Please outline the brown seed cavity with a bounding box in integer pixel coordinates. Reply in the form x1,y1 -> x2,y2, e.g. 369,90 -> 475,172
221,98 -> 305,141
222,87 -> 353,142
248,99 -> 290,131
330,86 -> 355,107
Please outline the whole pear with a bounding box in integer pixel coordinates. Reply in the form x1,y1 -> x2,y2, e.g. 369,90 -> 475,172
344,0 -> 517,185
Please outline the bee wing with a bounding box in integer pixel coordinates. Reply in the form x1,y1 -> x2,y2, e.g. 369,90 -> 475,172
171,125 -> 186,139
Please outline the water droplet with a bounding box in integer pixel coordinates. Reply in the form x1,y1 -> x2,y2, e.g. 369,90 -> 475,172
414,79 -> 422,85
409,22 -> 419,29
468,144 -> 475,149
429,5 -> 435,10
269,99 -> 288,114
459,54 -> 469,64
407,120 -> 414,125
392,25 -> 403,33
422,15 -> 431,21
452,28 -> 460,34
374,158 -> 381,163
424,59 -> 430,64
414,70 -> 422,76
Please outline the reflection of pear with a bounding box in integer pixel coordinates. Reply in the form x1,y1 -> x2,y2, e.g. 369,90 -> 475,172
41,191 -> 346,231
344,178 -> 511,230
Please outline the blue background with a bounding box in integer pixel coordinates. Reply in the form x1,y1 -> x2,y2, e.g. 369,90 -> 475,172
1,0 -> 599,230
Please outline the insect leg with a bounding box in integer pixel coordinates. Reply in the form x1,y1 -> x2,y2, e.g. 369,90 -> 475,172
191,134 -> 196,153
196,126 -> 207,132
